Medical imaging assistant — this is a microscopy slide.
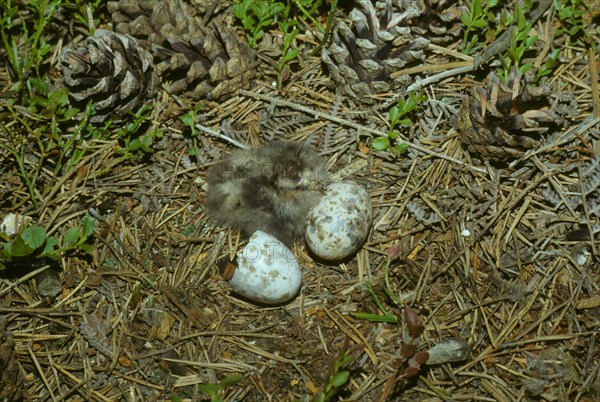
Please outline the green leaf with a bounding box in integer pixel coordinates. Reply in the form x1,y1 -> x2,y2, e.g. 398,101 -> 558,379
64,107 -> 79,119
198,383 -> 220,396
312,393 -> 326,402
283,49 -> 298,63
519,62 -> 533,74
82,216 -> 95,238
180,111 -> 195,127
472,0 -> 482,17
39,42 -> 52,58
398,118 -> 412,126
350,312 -> 398,322
233,3 -> 246,19
516,29 -> 529,42
473,19 -> 488,28
128,138 -> 141,151
525,35 -> 538,47
372,136 -> 390,151
393,143 -> 409,156
283,28 -> 299,45
254,29 -> 265,42
140,134 -> 153,152
219,374 -> 244,388
335,354 -> 354,369
22,226 -> 46,249
330,370 -> 350,388
63,226 -> 81,246
48,87 -> 69,106
6,236 -> 34,257
252,2 -> 267,17
41,236 -> 60,257
388,105 -> 399,124
460,13 -> 471,26
270,3 -> 286,15
388,130 -> 398,140
79,243 -> 94,255
29,77 -> 48,94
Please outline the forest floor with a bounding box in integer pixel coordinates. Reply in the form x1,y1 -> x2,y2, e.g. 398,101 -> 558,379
1,0 -> 599,401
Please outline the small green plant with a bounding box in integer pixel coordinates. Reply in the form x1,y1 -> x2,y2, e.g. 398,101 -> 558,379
0,0 -> 61,106
114,105 -> 163,160
350,244 -> 429,399
197,374 -> 244,402
497,5 -> 538,83
276,7 -> 300,88
351,244 -> 402,322
0,215 -> 96,270
180,108 -> 201,159
233,0 -> 328,89
311,346 -> 356,402
292,0 -> 338,56
554,0 -> 596,47
460,0 -> 498,54
535,48 -> 560,82
234,0 -> 297,88
372,92 -> 425,156
69,0 -> 106,34
233,0 -> 286,48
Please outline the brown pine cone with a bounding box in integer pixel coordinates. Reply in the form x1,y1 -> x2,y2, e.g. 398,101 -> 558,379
108,0 -> 199,45
108,0 -> 257,101
61,29 -> 159,122
152,24 -> 257,101
456,69 -> 557,162
321,0 -> 429,101
410,0 -> 466,45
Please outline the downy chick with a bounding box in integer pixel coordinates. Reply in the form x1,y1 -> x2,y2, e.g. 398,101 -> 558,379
206,141 -> 329,245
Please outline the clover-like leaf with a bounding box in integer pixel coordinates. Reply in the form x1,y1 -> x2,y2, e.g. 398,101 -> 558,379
63,226 -> 81,246
198,383 -> 220,397
41,236 -> 60,258
82,215 -> 96,238
180,111 -> 195,128
330,370 -> 350,388
5,236 -> 34,257
21,226 -> 46,249
219,374 -> 244,388
372,136 -> 390,151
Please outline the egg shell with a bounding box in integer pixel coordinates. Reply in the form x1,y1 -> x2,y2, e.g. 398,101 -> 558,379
230,231 -> 302,304
305,181 -> 372,260
0,213 -> 31,237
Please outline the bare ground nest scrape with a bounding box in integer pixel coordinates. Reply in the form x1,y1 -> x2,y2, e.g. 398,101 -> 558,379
1,0 -> 600,401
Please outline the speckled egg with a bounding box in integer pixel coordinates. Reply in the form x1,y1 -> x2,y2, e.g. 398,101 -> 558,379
305,181 -> 372,260
229,230 -> 302,304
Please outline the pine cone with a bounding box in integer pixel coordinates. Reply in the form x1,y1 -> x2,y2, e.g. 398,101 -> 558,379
108,0 -> 256,101
151,24 -> 257,101
321,0 -> 429,101
456,69 -> 556,162
108,0 -> 199,45
61,29 -> 159,123
410,0 -> 466,45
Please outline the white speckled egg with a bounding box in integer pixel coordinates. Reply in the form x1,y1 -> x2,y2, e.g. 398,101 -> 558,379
305,181 -> 372,260
229,231 -> 302,304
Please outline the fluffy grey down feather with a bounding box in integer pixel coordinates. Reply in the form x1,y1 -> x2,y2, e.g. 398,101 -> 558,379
206,141 -> 330,245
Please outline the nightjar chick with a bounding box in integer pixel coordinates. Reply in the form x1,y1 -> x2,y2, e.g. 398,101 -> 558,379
206,141 -> 330,245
